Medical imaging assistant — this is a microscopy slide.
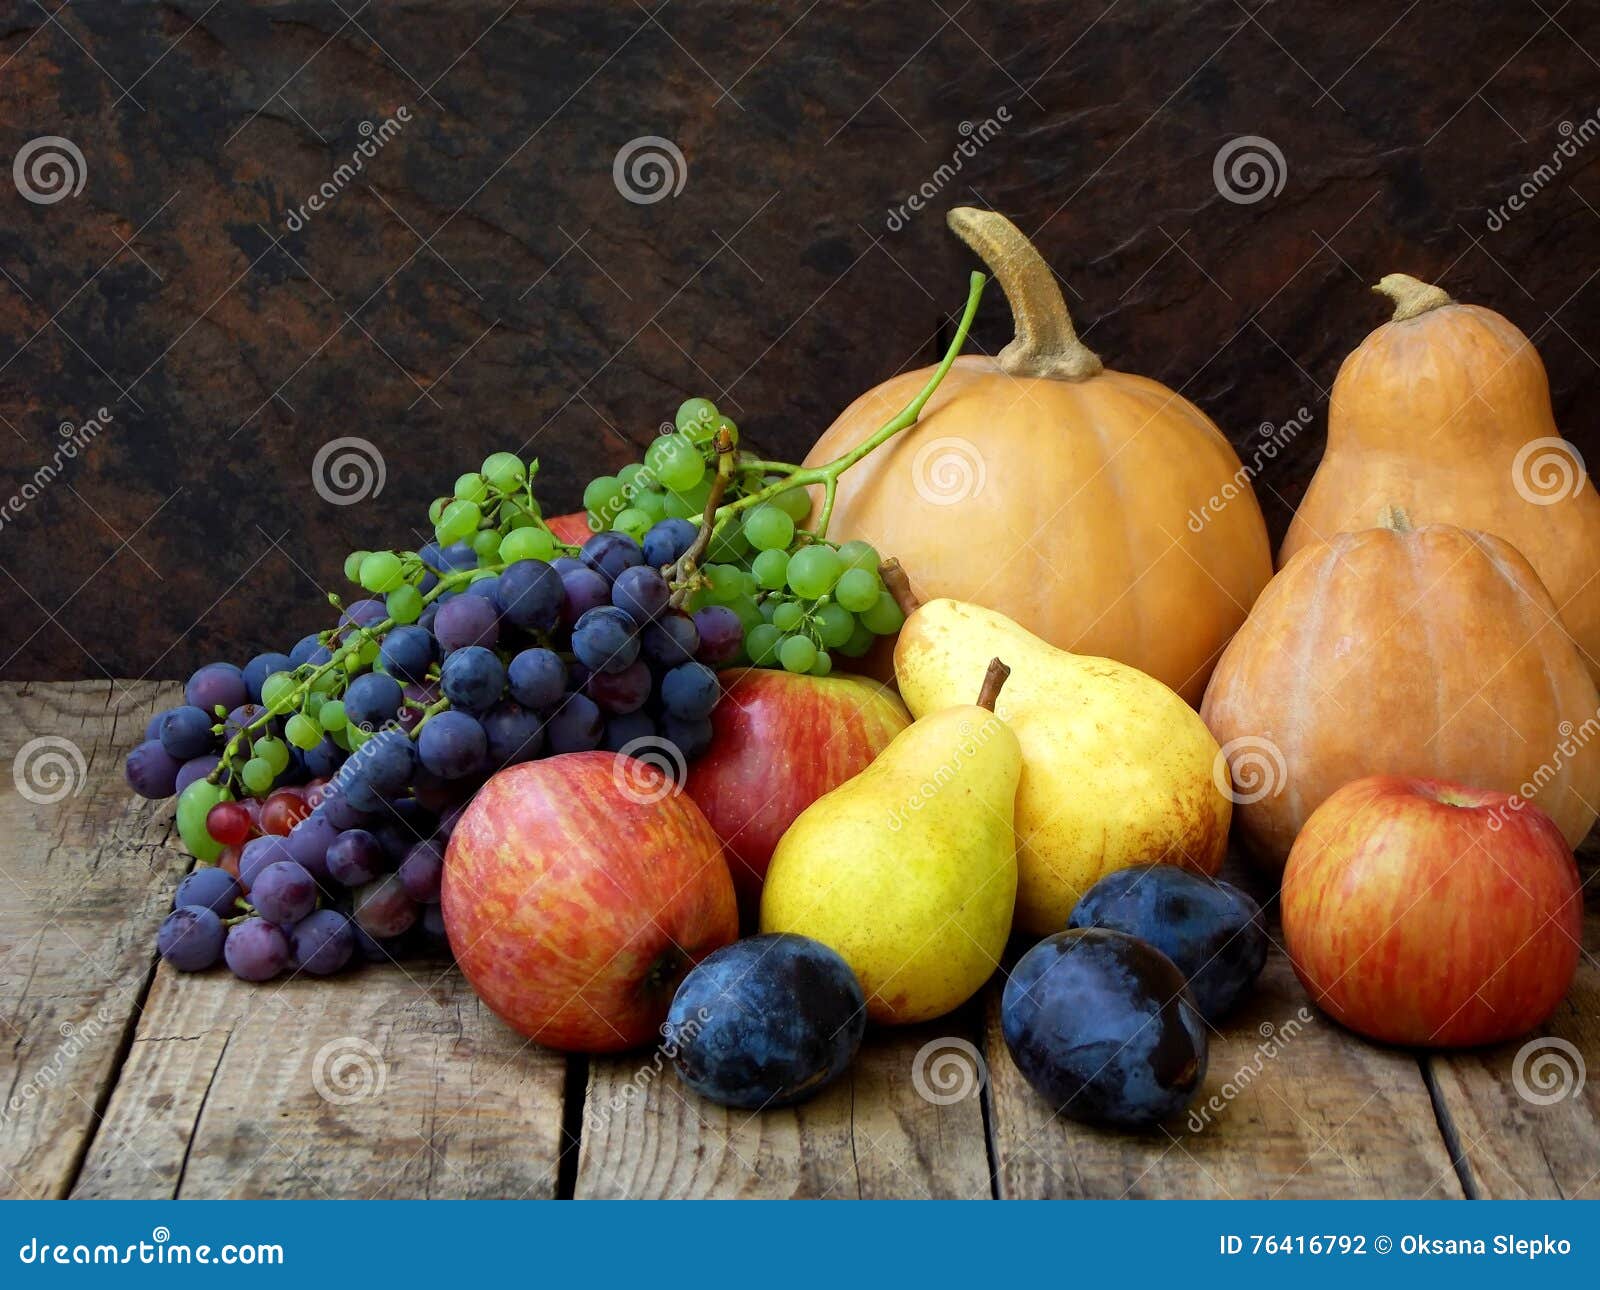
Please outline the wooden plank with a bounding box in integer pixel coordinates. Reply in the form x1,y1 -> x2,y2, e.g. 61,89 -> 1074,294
576,1011 -> 991,1199
0,680 -> 188,1199
1425,906 -> 1600,1199
73,958 -> 568,1199
985,947 -> 1463,1199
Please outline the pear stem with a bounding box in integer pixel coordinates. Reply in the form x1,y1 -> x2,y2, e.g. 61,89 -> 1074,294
977,658 -> 1010,711
879,557 -> 919,617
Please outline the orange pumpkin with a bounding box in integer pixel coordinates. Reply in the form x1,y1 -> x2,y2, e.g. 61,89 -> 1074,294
1282,273 -> 1600,683
1201,512 -> 1600,870
803,209 -> 1272,705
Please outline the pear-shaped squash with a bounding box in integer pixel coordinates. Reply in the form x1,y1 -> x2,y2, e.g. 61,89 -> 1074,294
1202,512 -> 1600,870
1281,273 -> 1600,681
803,209 -> 1272,705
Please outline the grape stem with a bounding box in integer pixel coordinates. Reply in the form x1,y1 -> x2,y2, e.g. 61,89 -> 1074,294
666,428 -> 738,607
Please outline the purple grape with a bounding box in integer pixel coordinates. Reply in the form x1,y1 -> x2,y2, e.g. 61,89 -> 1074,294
339,598 -> 387,635
289,634 -> 332,667
379,626 -> 437,682
546,693 -> 603,753
344,672 -> 405,731
693,605 -> 743,666
224,703 -> 272,742
397,681 -> 438,734
558,565 -> 611,627
508,648 -> 566,708
417,710 -> 488,779
643,613 -> 699,667
284,810 -> 340,883
239,835 -> 295,890
125,741 -> 181,799
175,866 -> 241,916
158,906 -> 225,971
224,917 -> 290,981
423,541 -> 478,573
355,729 -> 417,796
250,860 -> 318,924
662,662 -> 720,720
581,531 -> 644,581
303,736 -> 342,779
354,874 -> 419,939
176,755 -> 220,796
496,560 -> 564,631
587,659 -> 652,714
419,904 -> 451,956
319,788 -> 374,831
144,708 -> 172,741
243,652 -> 293,703
159,705 -> 215,760
643,518 -> 697,566
398,841 -> 444,904
434,595 -> 500,653
572,606 -> 639,673
185,663 -> 248,715
373,800 -> 436,861
465,575 -> 500,600
440,645 -> 506,713
602,711 -> 656,752
437,801 -> 468,839
662,714 -> 714,760
611,565 -> 671,624
289,910 -> 356,975
326,828 -> 386,886
482,700 -> 545,766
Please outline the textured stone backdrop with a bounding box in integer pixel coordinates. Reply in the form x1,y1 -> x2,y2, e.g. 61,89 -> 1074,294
1,0 -> 1596,679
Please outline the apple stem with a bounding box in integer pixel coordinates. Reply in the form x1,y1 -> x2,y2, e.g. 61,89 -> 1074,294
879,557 -> 919,617
977,657 -> 1010,711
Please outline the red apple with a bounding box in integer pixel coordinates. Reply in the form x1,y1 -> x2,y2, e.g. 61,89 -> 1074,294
1282,775 -> 1581,1047
685,669 -> 910,912
442,751 -> 738,1052
547,510 -> 593,546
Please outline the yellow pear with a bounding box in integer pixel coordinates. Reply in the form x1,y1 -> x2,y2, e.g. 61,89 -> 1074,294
761,659 -> 1020,1025
889,568 -> 1230,935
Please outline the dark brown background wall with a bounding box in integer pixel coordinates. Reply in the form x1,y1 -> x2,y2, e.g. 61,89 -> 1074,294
1,0 -> 1596,680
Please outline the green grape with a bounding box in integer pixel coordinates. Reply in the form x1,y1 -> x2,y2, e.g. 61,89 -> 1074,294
254,736 -> 290,774
436,499 -> 481,545
310,668 -> 341,694
771,601 -> 805,632
702,564 -> 744,604
837,540 -> 881,574
613,507 -> 652,542
743,505 -> 794,552
861,591 -> 905,635
427,497 -> 447,525
834,567 -> 881,613
502,503 -> 536,530
839,621 -> 876,658
285,713 -> 322,750
809,649 -> 833,677
815,602 -> 855,648
676,397 -> 719,441
260,671 -> 297,712
664,490 -> 701,520
329,726 -> 352,751
387,584 -> 423,624
359,550 -> 405,593
346,725 -> 371,751
176,778 -> 228,861
778,634 -> 816,674
752,548 -> 790,590
746,623 -> 781,665
320,699 -> 348,732
500,527 -> 555,562
635,489 -> 668,523
786,545 -> 843,599
651,433 -> 706,491
482,451 -> 525,492
771,485 -> 812,523
472,529 -> 502,562
584,475 -> 625,520
343,550 -> 369,583
707,526 -> 749,563
759,598 -> 779,623
455,472 -> 489,504
617,463 -> 648,495
241,758 -> 274,794
357,638 -> 380,666
729,595 -> 764,633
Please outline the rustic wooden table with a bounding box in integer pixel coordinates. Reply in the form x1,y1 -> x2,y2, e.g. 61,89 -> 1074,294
4,682 -> 1596,1200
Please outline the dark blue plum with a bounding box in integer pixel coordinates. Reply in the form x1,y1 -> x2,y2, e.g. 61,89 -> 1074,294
125,741 -> 181,799
379,625 -> 437,682
482,700 -> 544,766
440,645 -> 506,713
665,934 -> 867,1110
158,705 -> 215,760
184,663 -> 248,715
544,693 -> 603,753
1001,928 -> 1207,1130
496,560 -> 564,631
508,648 -> 566,709
1068,866 -> 1268,1022
580,531 -> 644,581
434,594 -> 500,653
661,662 -> 718,720
642,518 -> 697,567
242,652 -> 293,703
417,710 -> 488,779
175,866 -> 242,916
611,565 -> 671,624
571,606 -> 639,673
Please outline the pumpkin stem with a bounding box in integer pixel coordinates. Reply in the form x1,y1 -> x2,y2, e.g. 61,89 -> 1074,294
1374,273 -> 1453,322
947,207 -> 1103,382
879,558 -> 920,617
1379,505 -> 1413,531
